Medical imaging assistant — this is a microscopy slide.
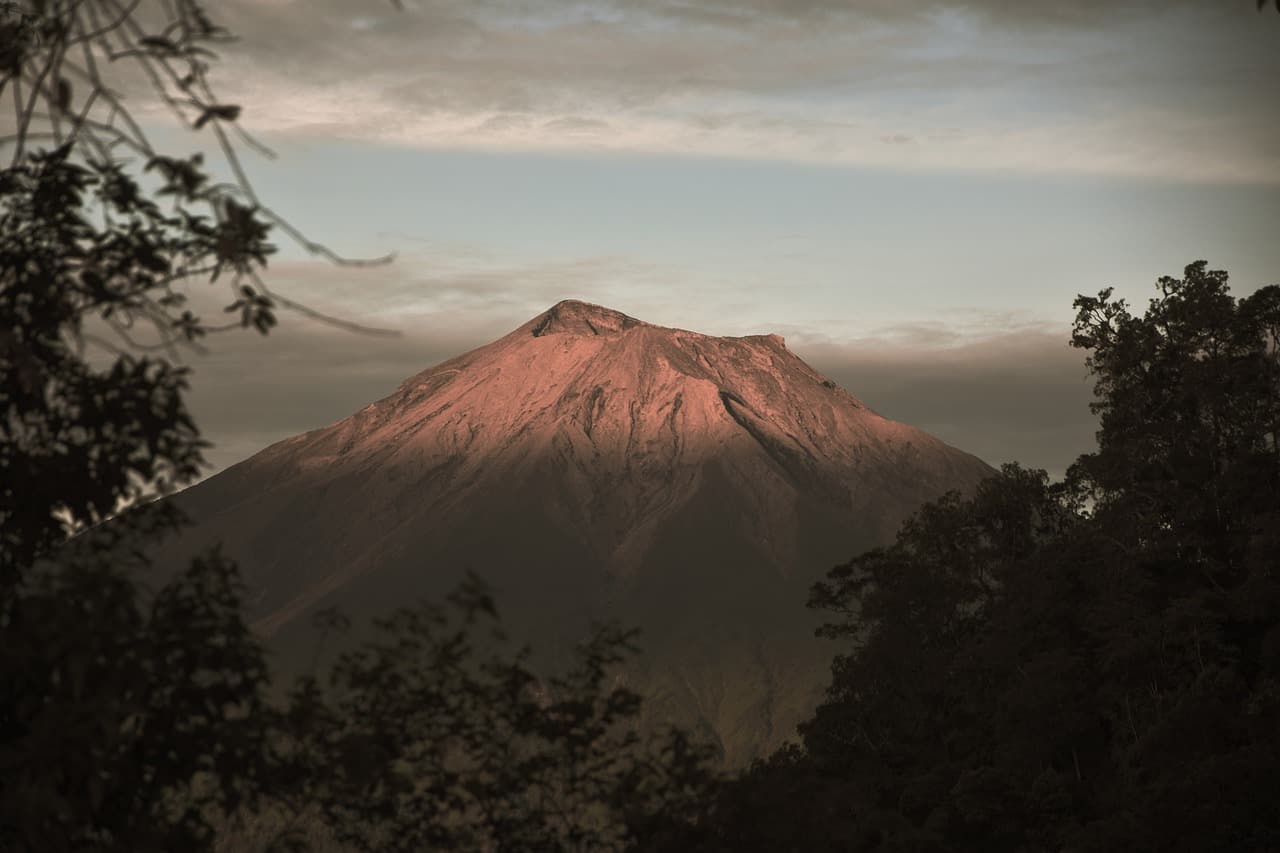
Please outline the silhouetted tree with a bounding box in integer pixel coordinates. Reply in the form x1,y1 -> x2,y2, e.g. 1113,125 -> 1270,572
701,262 -> 1280,853
2,5 -> 719,850
256,575 -> 716,852
1,531 -> 275,851
0,2 -> 295,843
0,0 -> 395,572
0,1 -> 368,845
1061,262 -> 1280,850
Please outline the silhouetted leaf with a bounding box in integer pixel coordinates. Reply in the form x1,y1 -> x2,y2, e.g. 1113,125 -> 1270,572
138,34 -> 179,53
193,103 -> 241,129
54,76 -> 70,112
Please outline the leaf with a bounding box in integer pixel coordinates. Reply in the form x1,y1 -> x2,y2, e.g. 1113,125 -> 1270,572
252,309 -> 276,334
55,77 -> 71,112
138,35 -> 178,53
193,104 -> 241,129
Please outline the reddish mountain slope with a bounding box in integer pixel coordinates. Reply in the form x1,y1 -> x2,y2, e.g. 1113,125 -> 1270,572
167,300 -> 993,764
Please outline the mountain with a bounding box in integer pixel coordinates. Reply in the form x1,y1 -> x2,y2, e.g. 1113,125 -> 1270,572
163,300 -> 993,766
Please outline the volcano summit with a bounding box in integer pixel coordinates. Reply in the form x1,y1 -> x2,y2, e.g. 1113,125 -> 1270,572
166,300 -> 993,764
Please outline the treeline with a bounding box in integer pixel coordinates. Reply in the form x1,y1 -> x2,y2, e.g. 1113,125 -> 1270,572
688,262 -> 1280,852
4,146 -> 1279,850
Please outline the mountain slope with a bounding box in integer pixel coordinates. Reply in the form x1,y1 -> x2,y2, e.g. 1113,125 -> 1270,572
166,300 -> 993,764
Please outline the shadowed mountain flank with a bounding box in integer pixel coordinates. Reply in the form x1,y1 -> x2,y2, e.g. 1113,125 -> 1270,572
161,301 -> 994,766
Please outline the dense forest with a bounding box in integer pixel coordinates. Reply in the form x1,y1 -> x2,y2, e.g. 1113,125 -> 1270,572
3,2 -> 1279,850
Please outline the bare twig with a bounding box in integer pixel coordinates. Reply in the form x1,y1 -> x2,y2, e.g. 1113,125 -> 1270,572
249,269 -> 400,338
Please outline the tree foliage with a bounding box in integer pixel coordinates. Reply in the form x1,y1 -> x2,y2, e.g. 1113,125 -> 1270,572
1,3 -> 715,851
0,142 -> 256,574
264,577 -> 715,852
1,527 -> 275,852
0,0 -> 395,570
1,3 -> 302,845
700,262 -> 1280,852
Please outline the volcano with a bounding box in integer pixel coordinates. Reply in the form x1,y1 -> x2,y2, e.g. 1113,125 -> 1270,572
165,300 -> 993,765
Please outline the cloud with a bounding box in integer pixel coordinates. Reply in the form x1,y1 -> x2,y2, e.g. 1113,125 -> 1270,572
176,0 -> 1280,183
227,250 -> 701,322
542,116 -> 612,135
794,325 -> 1098,480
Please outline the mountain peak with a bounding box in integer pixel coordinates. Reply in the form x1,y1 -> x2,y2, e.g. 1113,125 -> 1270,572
530,300 -> 644,337
167,303 -> 995,769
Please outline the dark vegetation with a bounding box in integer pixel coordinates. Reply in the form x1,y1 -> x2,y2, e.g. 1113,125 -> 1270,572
693,264 -> 1280,852
3,2 -> 1278,850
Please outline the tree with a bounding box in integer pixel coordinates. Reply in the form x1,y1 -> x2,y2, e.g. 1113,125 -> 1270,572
1062,262 -> 1280,850
0,1 -> 387,847
0,0 -> 392,575
2,4 -> 720,849
1,533 -> 276,851
257,576 -> 715,852
704,262 -> 1280,852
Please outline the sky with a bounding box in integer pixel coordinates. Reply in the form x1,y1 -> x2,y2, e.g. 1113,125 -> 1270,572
132,0 -> 1279,480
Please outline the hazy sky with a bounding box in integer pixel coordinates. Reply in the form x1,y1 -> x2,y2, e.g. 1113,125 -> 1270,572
152,0 -> 1279,480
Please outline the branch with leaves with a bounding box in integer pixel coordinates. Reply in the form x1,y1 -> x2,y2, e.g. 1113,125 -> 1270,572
0,0 -> 395,358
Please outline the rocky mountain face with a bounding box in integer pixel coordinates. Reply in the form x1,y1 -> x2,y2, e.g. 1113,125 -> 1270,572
164,300 -> 993,766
